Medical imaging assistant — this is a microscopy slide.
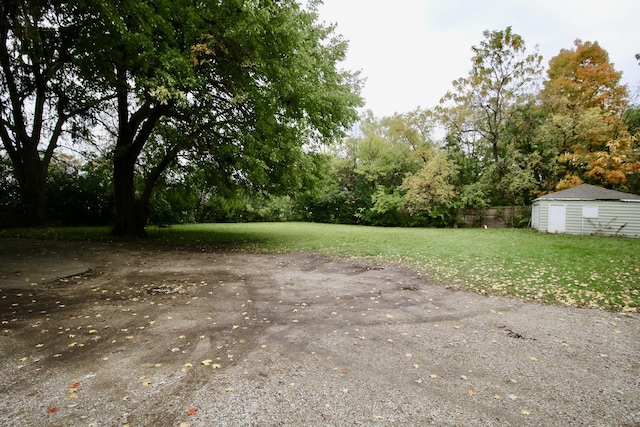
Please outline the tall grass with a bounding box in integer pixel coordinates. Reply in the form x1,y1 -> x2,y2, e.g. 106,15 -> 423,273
3,222 -> 639,311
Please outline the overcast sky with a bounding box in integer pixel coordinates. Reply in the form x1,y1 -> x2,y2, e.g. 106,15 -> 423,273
317,0 -> 640,118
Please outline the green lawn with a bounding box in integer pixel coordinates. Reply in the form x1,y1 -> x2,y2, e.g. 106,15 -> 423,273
3,222 -> 639,312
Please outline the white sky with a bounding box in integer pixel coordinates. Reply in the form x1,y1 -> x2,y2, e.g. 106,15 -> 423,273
317,0 -> 640,118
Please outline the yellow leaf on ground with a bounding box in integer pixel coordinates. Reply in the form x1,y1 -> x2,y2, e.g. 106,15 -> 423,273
201,359 -> 213,366
467,389 -> 475,397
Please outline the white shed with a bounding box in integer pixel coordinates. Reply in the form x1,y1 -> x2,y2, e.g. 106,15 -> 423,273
531,184 -> 640,237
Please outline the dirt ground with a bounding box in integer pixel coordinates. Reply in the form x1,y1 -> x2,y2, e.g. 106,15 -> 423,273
0,237 -> 638,427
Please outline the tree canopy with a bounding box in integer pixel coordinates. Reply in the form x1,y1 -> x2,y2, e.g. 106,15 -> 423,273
1,0 -> 363,235
0,0 -> 100,225
540,40 -> 636,189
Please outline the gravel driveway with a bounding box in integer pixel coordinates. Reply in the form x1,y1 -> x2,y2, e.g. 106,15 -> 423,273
1,238 -> 638,426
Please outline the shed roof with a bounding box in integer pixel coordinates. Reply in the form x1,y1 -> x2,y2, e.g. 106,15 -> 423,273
535,184 -> 640,202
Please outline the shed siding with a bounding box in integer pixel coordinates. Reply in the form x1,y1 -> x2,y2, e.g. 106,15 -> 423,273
532,200 -> 640,237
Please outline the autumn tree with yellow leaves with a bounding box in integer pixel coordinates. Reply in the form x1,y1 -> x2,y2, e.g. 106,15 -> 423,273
540,40 -> 638,190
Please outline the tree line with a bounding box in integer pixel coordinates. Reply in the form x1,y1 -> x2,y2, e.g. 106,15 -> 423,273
1,2 -> 638,232
302,31 -> 640,227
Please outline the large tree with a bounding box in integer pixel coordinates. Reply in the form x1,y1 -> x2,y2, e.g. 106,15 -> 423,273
75,0 -> 362,236
540,40 -> 636,189
0,0 -> 100,225
1,0 -> 361,234
436,27 -> 543,205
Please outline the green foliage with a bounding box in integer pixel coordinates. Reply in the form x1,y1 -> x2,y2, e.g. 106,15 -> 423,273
0,0 -> 99,225
44,156 -> 114,226
195,192 -> 294,224
401,152 -> 460,225
4,12 -> 638,233
0,155 -> 22,226
437,27 -> 544,207
303,109 -> 438,226
1,0 -> 363,236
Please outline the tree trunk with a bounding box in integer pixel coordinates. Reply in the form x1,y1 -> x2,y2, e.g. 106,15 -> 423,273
21,170 -> 47,226
110,66 -> 171,237
112,150 -> 147,237
9,148 -> 48,226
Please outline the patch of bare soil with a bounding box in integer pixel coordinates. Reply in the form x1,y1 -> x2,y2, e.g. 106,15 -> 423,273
1,237 -> 639,426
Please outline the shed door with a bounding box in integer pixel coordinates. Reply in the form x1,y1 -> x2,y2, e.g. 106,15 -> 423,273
548,204 -> 566,233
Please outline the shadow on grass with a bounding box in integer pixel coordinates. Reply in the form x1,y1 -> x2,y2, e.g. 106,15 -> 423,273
146,225 -> 274,252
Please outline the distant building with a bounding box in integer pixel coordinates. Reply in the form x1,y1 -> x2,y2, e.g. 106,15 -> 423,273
531,184 -> 640,237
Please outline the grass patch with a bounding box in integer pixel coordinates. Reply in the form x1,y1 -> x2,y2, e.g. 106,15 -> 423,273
2,222 -> 639,312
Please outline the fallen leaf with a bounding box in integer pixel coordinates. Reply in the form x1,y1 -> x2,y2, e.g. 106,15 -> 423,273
201,359 -> 213,366
429,374 -> 438,379
182,363 -> 193,373
467,389 -> 475,397
47,407 -> 58,413
521,410 -> 530,416
187,408 -> 197,416
529,357 -> 538,362
70,381 -> 80,389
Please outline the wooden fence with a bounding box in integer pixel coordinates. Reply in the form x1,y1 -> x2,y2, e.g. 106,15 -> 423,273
458,206 -> 532,228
